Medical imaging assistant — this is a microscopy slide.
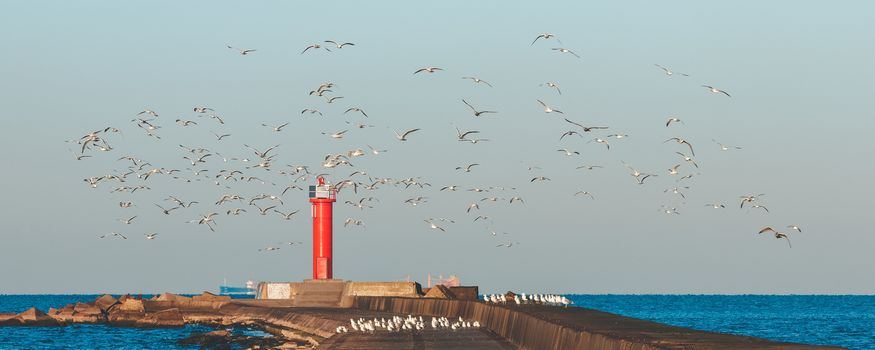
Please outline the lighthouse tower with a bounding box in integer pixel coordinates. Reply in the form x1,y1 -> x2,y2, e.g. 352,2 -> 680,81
309,176 -> 337,280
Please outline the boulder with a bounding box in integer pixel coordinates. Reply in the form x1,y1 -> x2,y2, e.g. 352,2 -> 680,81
0,312 -> 21,326
49,304 -> 76,322
137,308 -> 184,328
13,308 -> 63,326
116,298 -> 145,313
94,294 -> 118,312
72,302 -> 105,323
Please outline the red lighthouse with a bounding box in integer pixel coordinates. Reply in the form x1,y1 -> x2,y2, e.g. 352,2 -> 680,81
309,177 -> 336,279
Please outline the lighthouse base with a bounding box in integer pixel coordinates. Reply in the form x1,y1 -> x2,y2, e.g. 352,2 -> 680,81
256,280 -> 423,307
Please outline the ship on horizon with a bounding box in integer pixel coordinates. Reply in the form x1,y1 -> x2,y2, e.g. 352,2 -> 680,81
218,279 -> 256,296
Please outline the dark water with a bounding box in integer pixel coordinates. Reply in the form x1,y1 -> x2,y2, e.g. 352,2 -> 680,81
0,295 -> 264,350
566,295 -> 875,350
2,295 -> 873,349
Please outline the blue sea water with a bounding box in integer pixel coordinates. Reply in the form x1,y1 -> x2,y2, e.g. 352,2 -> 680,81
1,295 -> 873,349
566,295 -> 875,350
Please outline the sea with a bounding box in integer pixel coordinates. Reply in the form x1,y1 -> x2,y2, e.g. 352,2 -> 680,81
0,294 -> 873,349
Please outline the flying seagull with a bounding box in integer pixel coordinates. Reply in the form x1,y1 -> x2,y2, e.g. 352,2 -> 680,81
227,45 -> 256,55
654,64 -> 689,77
702,85 -> 731,97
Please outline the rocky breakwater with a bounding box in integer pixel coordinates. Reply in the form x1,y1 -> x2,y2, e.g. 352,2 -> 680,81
0,292 -> 231,328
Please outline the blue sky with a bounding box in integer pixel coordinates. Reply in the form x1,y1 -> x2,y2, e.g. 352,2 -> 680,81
0,1 -> 873,294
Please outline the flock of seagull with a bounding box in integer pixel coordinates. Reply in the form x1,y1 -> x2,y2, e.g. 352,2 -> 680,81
337,315 -> 480,334
69,32 -> 804,256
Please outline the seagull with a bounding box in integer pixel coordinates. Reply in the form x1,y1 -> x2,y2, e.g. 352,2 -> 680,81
323,130 -> 349,139
344,218 -> 364,227
325,96 -> 344,104
202,114 -> 225,124
530,176 -> 551,182
750,205 -> 770,213
774,232 -> 792,248
564,118 -> 608,132
301,43 -> 330,54
424,220 -> 446,232
301,108 -> 323,116
537,100 -> 563,114
456,163 -> 479,173
654,64 -> 689,77
740,194 -> 766,208
144,233 -> 158,240
119,201 -> 134,208
473,215 -> 491,222
705,204 -> 726,209
713,139 -> 742,151
367,145 -> 387,155
175,119 -> 197,126
559,130 -> 582,140
99,232 -> 127,239
496,242 -> 519,248
226,208 -> 247,215
393,128 -> 420,141
531,33 -> 560,45
466,203 -> 480,213
676,152 -> 699,168
119,216 -> 137,225
274,210 -> 300,220
636,174 -> 657,185
193,107 -> 214,113
137,109 -> 159,117
509,196 -> 524,204
155,204 -> 180,215
540,82 -> 561,95
551,48 -> 581,58
606,134 -> 629,139
211,131 -> 231,141
414,67 -> 443,74
666,117 -> 684,127
344,108 -> 369,118
787,225 -> 802,232
574,191 -> 594,199
665,137 -> 695,156
324,40 -> 354,49
227,45 -> 256,55
576,165 -> 603,170
702,85 -> 731,97
462,99 -> 497,116
262,122 -> 289,132
462,76 -> 493,87
668,164 -> 681,175
589,138 -> 610,150
664,187 -> 689,199
455,127 -> 481,141
258,246 -> 281,252
440,185 -> 458,191
557,149 -> 580,156
758,227 -> 777,234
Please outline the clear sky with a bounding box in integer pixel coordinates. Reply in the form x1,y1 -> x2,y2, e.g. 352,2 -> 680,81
1,1 -> 873,294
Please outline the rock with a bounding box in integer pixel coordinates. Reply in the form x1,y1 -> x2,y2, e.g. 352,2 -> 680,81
116,298 -> 145,312
93,294 -> 118,312
191,291 -> 232,303
137,308 -> 184,328
72,302 -> 105,323
0,312 -> 21,326
48,305 -> 76,322
12,308 -> 63,326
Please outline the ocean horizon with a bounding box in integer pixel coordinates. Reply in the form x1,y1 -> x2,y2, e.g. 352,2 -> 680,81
1,294 -> 872,349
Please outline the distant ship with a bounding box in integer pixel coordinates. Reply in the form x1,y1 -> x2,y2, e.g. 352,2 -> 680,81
218,280 -> 256,296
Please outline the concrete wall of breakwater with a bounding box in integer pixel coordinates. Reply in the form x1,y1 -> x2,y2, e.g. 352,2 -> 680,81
352,297 -> 843,350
